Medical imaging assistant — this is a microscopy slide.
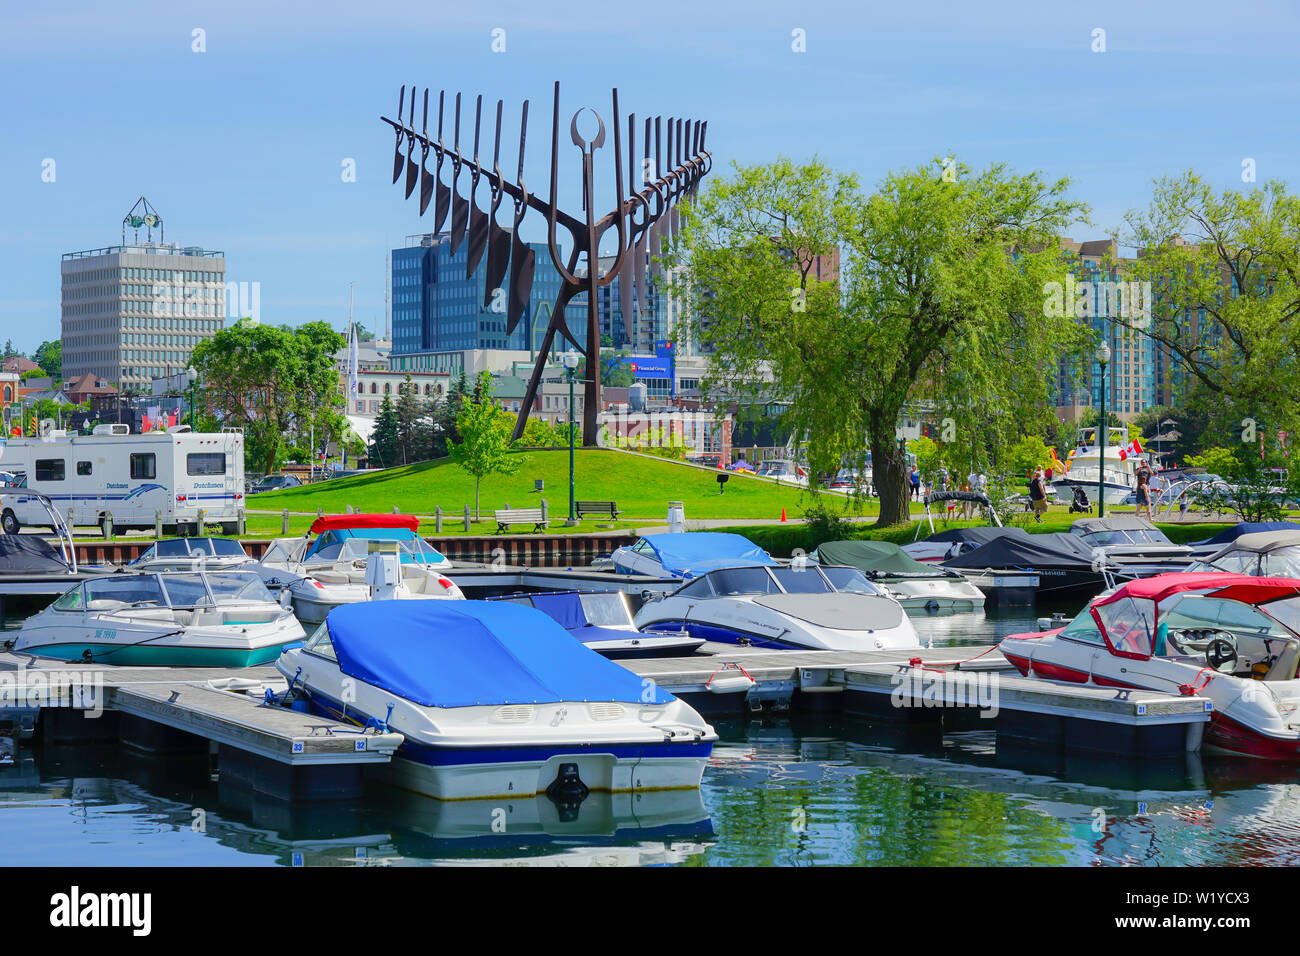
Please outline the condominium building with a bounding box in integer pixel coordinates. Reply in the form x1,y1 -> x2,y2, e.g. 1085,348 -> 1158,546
60,242 -> 226,391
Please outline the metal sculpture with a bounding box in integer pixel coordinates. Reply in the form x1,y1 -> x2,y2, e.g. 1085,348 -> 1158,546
382,81 -> 710,445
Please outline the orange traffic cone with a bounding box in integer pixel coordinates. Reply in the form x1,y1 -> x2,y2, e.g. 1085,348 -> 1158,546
780,508 -> 787,522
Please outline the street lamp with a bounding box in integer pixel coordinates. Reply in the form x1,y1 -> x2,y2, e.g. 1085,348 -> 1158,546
1095,341 -> 1111,517
562,350 -> 580,526
186,366 -> 198,430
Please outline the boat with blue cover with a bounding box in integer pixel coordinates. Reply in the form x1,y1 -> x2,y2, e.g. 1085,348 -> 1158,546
488,590 -> 705,658
609,532 -> 778,579
276,600 -> 717,801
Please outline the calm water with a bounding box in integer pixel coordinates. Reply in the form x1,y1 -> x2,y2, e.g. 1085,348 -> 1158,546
3,607 -> 1300,866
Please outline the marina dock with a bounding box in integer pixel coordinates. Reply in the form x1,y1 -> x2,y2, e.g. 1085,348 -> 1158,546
1,640 -> 1211,800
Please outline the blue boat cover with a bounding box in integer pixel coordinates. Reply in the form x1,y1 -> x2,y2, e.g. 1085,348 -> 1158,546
641,532 -> 777,577
528,592 -> 586,630
325,600 -> 674,708
1195,521 -> 1300,547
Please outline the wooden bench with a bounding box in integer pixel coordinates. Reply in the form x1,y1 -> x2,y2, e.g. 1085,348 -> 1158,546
575,500 -> 621,520
494,508 -> 549,533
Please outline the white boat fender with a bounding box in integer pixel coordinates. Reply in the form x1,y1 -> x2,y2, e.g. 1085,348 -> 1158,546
706,663 -> 756,695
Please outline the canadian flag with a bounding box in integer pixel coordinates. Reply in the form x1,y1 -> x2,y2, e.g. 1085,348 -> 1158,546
1118,438 -> 1143,461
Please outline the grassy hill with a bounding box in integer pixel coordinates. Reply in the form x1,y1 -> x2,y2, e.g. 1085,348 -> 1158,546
248,448 -> 826,524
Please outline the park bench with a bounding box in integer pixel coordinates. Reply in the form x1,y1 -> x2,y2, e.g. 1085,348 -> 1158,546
575,499 -> 621,520
494,507 -> 549,534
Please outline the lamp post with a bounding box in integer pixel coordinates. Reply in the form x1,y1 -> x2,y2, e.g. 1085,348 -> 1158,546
1095,341 -> 1111,517
563,350 -> 580,526
186,366 -> 198,429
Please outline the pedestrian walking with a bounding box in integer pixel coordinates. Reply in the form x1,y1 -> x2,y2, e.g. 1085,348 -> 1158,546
1029,467 -> 1048,523
1135,461 -> 1153,522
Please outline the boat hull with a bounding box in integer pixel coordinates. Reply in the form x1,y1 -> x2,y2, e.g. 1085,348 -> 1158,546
10,639 -> 300,668
301,688 -> 711,800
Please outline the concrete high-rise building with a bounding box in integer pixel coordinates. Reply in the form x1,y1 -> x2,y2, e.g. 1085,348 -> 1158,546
61,227 -> 226,392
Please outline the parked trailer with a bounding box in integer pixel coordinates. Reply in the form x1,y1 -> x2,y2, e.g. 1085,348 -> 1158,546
0,425 -> 245,535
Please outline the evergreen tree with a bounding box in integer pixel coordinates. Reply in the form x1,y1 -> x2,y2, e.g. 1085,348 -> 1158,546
394,374 -> 422,464
368,395 -> 400,467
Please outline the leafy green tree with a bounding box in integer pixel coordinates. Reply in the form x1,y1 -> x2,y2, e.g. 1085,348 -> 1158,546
1115,171 -> 1300,435
674,156 -> 1088,525
600,352 -> 636,387
190,320 -> 345,473
1006,435 -> 1055,478
33,340 -> 61,378
450,373 -> 524,517
368,396 -> 400,467
907,436 -> 944,483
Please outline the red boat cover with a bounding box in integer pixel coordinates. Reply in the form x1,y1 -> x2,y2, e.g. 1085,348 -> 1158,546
309,513 -> 420,533
1096,572 -> 1300,608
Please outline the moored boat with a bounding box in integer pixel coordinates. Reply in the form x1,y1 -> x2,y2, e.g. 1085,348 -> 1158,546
810,539 -> 986,611
490,590 -> 705,658
11,570 -> 305,666
999,573 -> 1300,759
277,600 -> 717,800
633,563 -> 920,650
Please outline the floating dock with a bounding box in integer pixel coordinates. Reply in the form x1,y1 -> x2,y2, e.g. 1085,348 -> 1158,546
0,641 -> 1212,801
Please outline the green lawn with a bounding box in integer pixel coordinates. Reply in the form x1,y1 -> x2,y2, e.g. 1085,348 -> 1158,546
247,448 -> 825,522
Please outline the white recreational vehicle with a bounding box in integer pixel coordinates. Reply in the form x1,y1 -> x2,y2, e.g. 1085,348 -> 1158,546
0,425 -> 245,535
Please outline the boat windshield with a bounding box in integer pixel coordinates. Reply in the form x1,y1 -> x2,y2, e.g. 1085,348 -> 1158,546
1094,595 -> 1157,657
314,536 -> 443,563
261,538 -> 310,566
708,567 -> 781,596
1080,529 -> 1171,547
160,574 -> 214,607
770,566 -> 831,593
1058,612 -> 1105,645
84,575 -> 168,610
189,538 -> 248,557
1162,594 -> 1293,640
578,592 -> 633,627
206,572 -> 276,605
818,566 -> 883,595
1207,550 -> 1262,574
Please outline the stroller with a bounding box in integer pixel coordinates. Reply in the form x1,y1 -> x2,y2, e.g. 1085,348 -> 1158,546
1067,485 -> 1093,514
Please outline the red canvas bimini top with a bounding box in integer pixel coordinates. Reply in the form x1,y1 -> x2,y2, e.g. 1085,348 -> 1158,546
1097,572 -> 1300,607
309,513 -> 420,534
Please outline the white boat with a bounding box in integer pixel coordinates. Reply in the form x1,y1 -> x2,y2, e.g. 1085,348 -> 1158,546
809,540 -> 986,611
257,537 -> 463,625
1051,425 -> 1141,506
277,600 -> 717,801
127,536 -> 256,572
753,459 -> 809,486
490,590 -> 706,658
12,570 -> 305,666
634,564 -> 921,650
999,572 -> 1300,760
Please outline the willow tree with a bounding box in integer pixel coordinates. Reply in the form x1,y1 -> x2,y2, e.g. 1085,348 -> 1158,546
673,158 -> 1089,526
1111,171 -> 1300,435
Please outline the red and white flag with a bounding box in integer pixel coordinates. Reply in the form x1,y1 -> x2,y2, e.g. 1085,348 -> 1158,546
1118,438 -> 1144,461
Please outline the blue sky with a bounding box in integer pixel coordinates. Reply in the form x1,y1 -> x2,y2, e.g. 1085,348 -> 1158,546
3,0 -> 1299,353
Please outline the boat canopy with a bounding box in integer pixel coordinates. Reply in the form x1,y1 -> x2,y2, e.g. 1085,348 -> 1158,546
309,513 -> 420,534
1209,530 -> 1300,556
942,532 -> 1094,569
0,534 -> 70,573
814,540 -> 936,576
1087,573 -> 1300,660
1070,516 -> 1157,535
325,600 -> 675,708
1194,521 -> 1300,547
922,527 -> 1030,547
638,532 -> 778,577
